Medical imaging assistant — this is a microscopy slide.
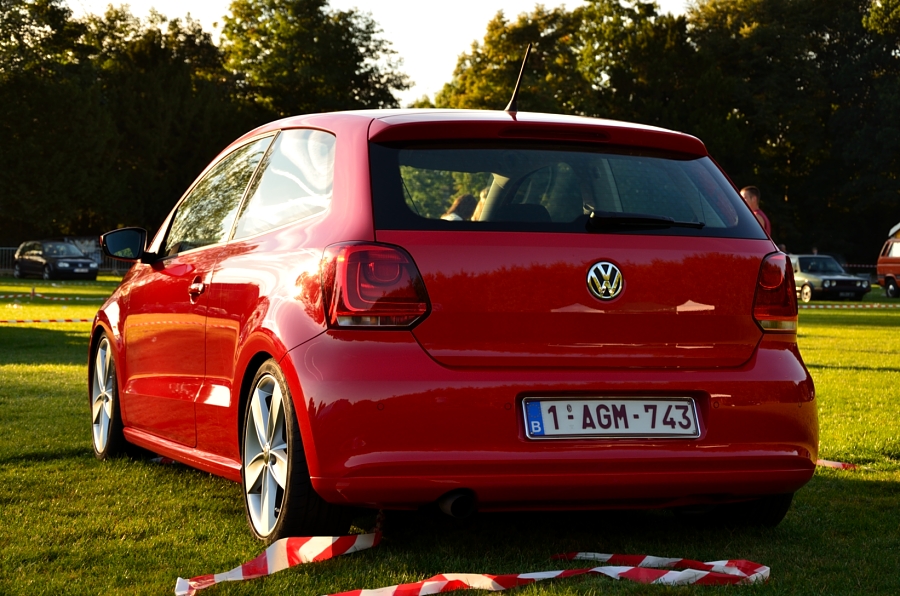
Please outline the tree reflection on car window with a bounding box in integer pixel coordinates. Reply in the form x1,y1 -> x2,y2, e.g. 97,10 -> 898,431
165,137 -> 272,256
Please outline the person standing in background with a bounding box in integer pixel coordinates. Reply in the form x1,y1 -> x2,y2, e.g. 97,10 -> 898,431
740,186 -> 771,237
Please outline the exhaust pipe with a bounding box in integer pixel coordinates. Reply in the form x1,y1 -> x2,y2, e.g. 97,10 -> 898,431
438,489 -> 477,519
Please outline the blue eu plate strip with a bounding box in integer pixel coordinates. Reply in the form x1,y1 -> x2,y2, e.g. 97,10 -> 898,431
525,401 -> 544,436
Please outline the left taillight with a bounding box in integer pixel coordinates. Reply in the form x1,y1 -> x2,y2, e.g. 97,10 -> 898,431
753,252 -> 798,333
321,242 -> 430,328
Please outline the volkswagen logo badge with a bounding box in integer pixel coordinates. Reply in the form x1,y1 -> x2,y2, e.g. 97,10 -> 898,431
587,261 -> 623,300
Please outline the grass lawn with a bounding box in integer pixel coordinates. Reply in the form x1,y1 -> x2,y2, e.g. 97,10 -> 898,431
1,277 -> 898,595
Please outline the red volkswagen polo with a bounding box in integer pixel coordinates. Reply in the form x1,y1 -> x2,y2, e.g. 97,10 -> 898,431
90,109 -> 817,541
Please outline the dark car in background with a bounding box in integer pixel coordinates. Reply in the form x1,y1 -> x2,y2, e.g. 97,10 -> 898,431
790,254 -> 870,302
13,240 -> 99,280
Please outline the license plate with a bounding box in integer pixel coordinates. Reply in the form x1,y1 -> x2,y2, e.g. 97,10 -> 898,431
74,268 -> 88,273
523,397 -> 699,439
838,292 -> 854,297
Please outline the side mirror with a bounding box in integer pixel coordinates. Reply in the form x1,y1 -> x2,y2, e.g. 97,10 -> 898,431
101,227 -> 148,262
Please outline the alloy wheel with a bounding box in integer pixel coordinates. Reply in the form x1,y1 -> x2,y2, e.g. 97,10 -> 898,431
91,337 -> 116,453
243,374 -> 289,537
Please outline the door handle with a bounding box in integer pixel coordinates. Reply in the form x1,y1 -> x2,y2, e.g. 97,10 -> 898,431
188,281 -> 206,297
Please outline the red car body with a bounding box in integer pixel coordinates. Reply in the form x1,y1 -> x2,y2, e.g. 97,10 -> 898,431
91,110 -> 817,533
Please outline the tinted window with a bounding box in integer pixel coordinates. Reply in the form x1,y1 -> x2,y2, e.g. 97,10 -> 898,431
799,256 -> 845,274
232,129 -> 336,240
370,143 -> 766,238
43,242 -> 84,257
164,137 -> 272,256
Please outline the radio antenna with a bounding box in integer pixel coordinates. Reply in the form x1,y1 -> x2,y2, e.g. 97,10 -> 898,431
504,43 -> 532,113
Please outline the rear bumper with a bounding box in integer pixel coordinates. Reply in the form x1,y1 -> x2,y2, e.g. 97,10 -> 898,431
284,331 -> 817,510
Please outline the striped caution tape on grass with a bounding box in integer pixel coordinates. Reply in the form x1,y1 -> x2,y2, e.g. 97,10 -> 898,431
175,533 -> 382,595
0,293 -> 106,301
1,318 -> 92,324
329,555 -> 769,596
174,544 -> 769,595
816,459 -> 858,470
799,303 -> 900,309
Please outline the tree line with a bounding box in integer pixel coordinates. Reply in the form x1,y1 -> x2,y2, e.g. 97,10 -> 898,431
2,0 -> 899,262
0,0 -> 408,246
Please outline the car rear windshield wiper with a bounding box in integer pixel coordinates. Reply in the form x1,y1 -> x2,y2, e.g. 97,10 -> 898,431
586,210 -> 705,230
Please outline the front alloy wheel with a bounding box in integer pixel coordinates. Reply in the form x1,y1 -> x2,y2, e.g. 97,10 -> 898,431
91,334 -> 125,458
887,278 -> 899,298
800,284 -> 813,303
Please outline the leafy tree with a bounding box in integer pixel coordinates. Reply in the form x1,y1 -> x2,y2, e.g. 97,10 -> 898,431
431,0 -> 900,261
0,0 -> 117,243
688,0 -> 900,258
0,0 -> 88,75
81,7 -> 256,232
221,0 -> 409,116
435,6 -> 592,113
0,3 -> 255,244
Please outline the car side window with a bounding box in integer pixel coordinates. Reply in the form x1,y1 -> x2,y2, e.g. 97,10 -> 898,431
232,129 -> 336,240
164,137 -> 272,257
890,242 -> 900,258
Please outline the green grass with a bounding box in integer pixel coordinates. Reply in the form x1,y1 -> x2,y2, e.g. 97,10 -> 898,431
1,276 -> 121,321
1,278 -> 898,595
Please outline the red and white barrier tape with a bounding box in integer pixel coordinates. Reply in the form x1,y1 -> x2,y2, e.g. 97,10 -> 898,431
816,459 -> 857,470
799,303 -> 900,309
1,318 -> 92,324
175,533 -> 382,595
0,292 -> 105,301
175,543 -> 768,595
330,555 -> 769,596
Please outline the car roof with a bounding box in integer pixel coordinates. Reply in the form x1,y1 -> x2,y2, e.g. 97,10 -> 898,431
232,109 -> 708,158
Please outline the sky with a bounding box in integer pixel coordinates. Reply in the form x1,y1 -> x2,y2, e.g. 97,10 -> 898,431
66,0 -> 690,106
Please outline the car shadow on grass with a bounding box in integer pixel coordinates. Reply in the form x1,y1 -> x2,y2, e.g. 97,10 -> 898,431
337,475 -> 900,591
0,325 -> 89,366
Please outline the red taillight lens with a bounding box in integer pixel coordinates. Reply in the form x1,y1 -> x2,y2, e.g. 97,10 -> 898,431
753,252 -> 798,332
321,242 -> 429,328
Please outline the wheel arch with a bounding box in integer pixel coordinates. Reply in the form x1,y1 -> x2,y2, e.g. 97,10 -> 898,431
236,351 -> 276,449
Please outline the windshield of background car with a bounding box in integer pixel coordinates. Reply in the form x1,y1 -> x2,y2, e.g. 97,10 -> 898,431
43,242 -> 84,257
370,142 -> 767,238
799,256 -> 845,274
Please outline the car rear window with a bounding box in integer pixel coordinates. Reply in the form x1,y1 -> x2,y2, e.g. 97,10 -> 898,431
370,142 -> 767,238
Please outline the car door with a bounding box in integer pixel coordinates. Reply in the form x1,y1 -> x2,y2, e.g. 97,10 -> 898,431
24,242 -> 42,276
120,136 -> 273,446
198,129 -> 336,459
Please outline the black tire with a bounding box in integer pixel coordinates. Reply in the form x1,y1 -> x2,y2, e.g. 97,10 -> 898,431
90,333 -> 127,459
799,284 -> 813,303
719,493 -> 794,528
241,359 -> 353,542
42,265 -> 52,280
887,278 -> 899,298
13,263 -> 22,278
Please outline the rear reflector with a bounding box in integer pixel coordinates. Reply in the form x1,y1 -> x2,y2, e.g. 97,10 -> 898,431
321,242 -> 429,328
753,252 -> 798,332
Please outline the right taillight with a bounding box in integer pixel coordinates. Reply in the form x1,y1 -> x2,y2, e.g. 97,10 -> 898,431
753,252 -> 798,332
320,242 -> 430,328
